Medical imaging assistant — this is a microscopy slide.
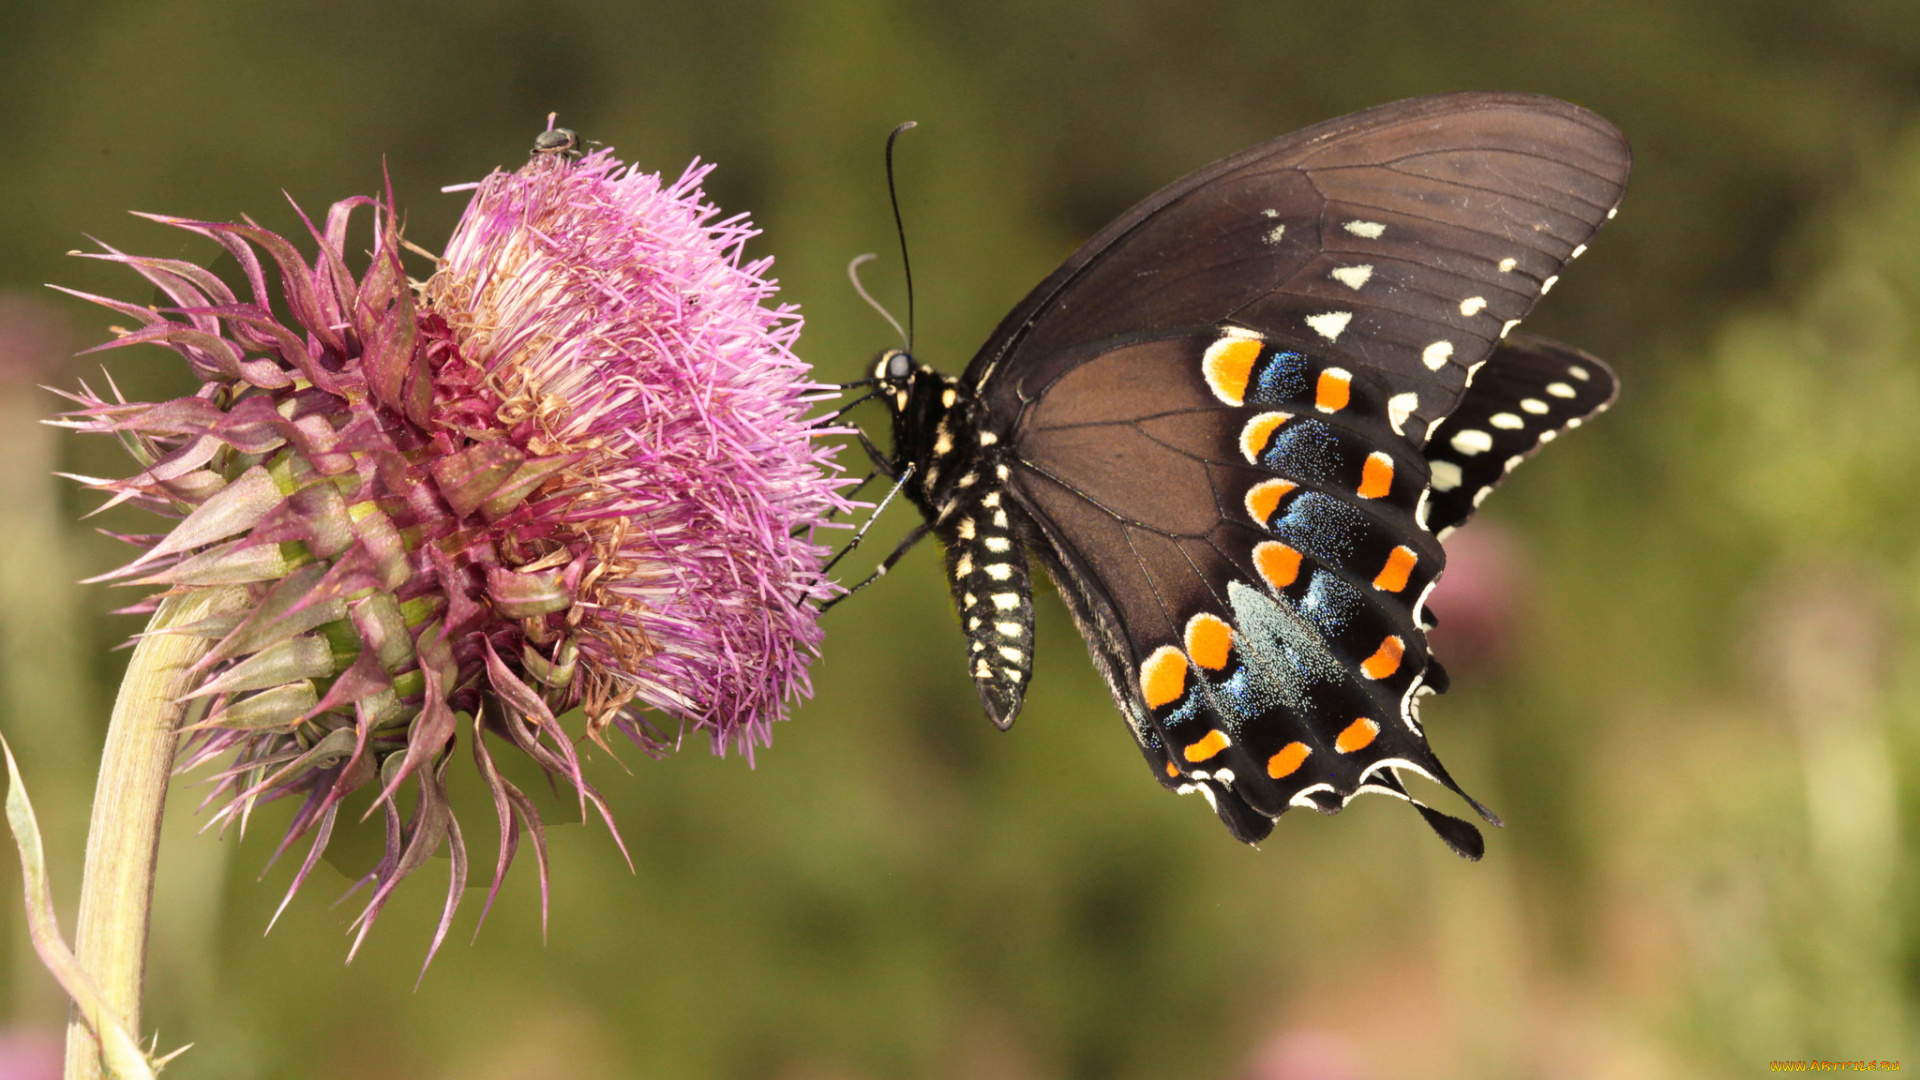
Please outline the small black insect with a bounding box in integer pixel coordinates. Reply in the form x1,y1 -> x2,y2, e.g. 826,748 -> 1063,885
532,127 -> 582,159
842,93 -> 1629,856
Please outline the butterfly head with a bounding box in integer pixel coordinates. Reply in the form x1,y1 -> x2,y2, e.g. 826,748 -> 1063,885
870,348 -> 919,408
865,348 -> 984,508
869,347 -> 965,433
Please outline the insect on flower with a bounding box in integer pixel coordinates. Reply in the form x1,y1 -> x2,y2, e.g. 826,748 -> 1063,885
531,127 -> 583,159
53,128 -> 855,963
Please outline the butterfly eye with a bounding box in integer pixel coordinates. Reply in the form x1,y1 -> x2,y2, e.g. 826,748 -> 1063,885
886,352 -> 914,380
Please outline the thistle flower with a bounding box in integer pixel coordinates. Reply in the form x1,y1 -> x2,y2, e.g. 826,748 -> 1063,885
53,142 -> 852,961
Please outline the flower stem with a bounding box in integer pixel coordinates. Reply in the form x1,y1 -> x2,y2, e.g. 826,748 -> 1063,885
63,586 -> 247,1080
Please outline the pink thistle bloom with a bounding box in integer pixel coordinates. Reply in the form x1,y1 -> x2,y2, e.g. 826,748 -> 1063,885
52,138 -> 854,964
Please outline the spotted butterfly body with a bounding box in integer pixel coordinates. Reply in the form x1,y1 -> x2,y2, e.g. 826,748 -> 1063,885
863,93 -> 1628,852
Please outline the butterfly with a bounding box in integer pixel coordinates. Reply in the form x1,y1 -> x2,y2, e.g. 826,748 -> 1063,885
842,92 -> 1629,856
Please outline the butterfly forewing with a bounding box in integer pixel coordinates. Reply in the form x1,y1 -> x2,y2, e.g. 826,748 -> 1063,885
972,93 -> 1629,449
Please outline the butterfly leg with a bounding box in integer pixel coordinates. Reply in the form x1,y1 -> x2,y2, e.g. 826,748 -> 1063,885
791,470 -> 883,538
815,388 -> 877,425
818,520 -> 931,612
855,428 -> 899,477
843,469 -> 881,501
822,462 -> 917,576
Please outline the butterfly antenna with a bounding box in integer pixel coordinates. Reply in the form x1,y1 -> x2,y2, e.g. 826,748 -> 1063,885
847,254 -> 908,349
886,121 -> 917,351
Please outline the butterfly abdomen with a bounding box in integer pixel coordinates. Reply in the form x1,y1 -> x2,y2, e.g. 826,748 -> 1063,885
879,358 -> 1038,728
941,482 -> 1035,728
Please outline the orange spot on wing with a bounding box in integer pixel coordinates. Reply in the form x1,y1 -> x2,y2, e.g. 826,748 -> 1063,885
1335,717 -> 1379,753
1244,479 -> 1297,526
1360,636 -> 1405,679
1253,541 -> 1303,592
1184,613 -> 1234,671
1140,646 -> 1189,711
1373,546 -> 1417,592
1184,729 -> 1231,763
1357,451 -> 1394,499
1240,412 -> 1293,463
1315,367 -> 1352,412
1166,760 -> 1180,778
1202,338 -> 1262,406
1267,741 -> 1311,779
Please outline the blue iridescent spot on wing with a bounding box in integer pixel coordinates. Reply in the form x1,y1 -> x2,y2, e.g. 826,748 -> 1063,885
1203,663 -> 1274,736
1299,569 -> 1367,637
1247,349 -> 1313,407
1259,419 -> 1344,485
1270,491 -> 1366,566
1157,683 -> 1210,738
1227,580 -> 1343,705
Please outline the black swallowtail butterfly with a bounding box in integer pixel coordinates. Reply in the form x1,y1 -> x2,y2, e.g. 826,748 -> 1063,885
847,93 -> 1628,856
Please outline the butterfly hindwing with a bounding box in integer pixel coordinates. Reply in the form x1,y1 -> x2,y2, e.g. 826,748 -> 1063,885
1008,330 -> 1487,846
972,93 -> 1630,449
1422,332 -> 1619,538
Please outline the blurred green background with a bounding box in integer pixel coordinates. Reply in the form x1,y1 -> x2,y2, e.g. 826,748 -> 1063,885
1,0 -> 1917,1077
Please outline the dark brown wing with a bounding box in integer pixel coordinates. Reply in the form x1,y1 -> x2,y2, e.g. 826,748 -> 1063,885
968,92 -> 1630,449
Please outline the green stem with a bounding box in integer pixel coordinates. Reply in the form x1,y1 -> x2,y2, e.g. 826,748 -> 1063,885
63,587 -> 247,1080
